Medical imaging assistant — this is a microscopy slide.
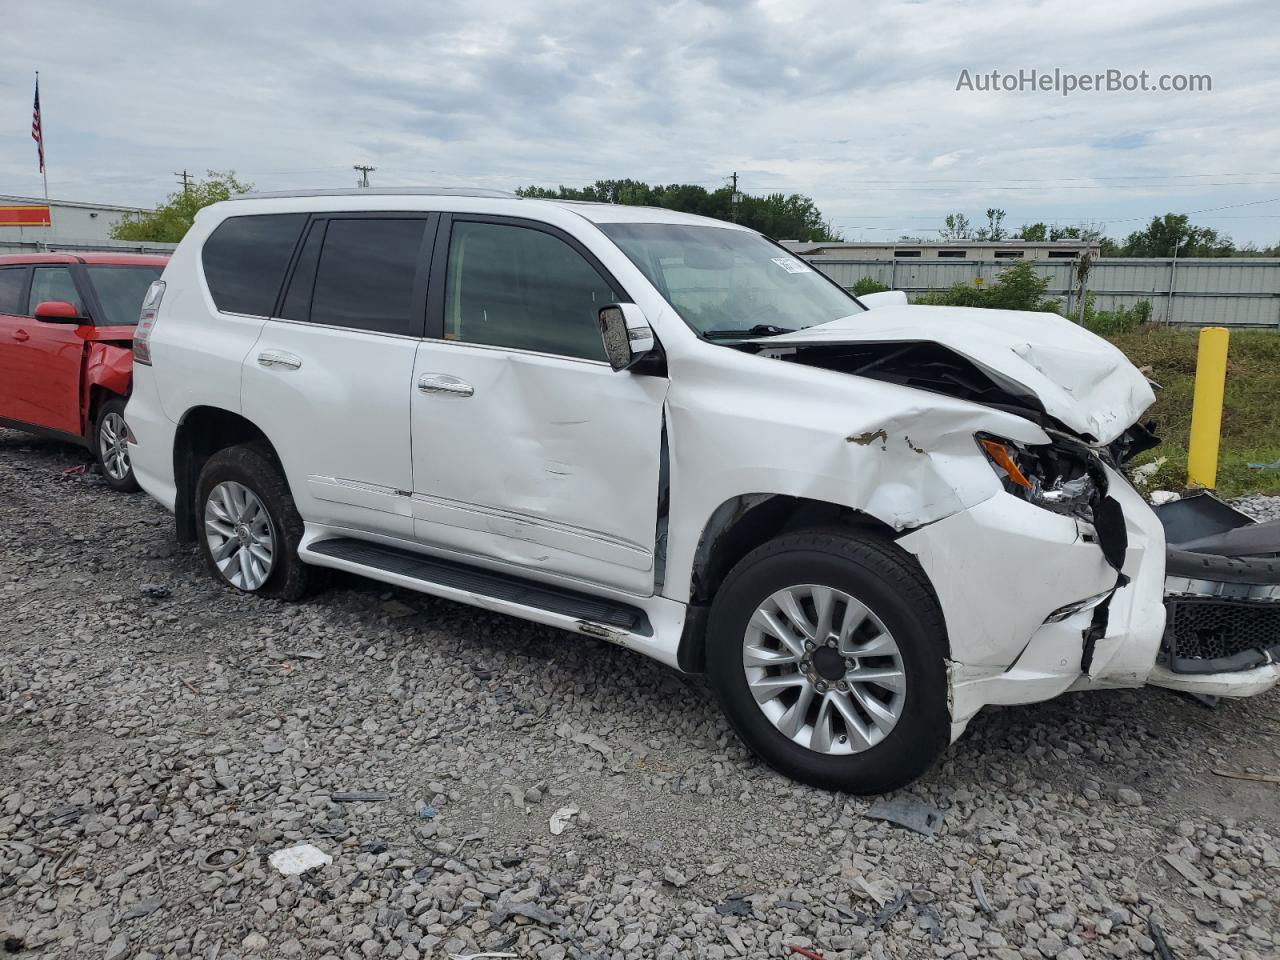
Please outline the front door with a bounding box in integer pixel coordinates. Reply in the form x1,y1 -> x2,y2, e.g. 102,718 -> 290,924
409,216 -> 668,596
5,265 -> 88,434
242,214 -> 436,539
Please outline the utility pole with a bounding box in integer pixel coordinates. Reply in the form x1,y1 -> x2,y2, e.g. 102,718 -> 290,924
354,165 -> 376,189
729,171 -> 740,222
175,170 -> 192,194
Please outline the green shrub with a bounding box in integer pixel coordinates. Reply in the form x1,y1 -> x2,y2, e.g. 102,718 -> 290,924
1082,297 -> 1153,336
851,277 -> 889,296
913,261 -> 1060,312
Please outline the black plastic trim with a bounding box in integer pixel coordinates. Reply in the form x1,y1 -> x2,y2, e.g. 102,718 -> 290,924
0,416 -> 88,447
309,537 -> 651,635
1166,547 -> 1280,585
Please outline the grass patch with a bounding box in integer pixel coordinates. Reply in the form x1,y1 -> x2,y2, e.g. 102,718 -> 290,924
1104,327 -> 1280,496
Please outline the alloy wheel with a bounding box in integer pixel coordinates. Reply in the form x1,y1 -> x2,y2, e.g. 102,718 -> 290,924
204,481 -> 276,590
742,584 -> 906,755
98,412 -> 131,482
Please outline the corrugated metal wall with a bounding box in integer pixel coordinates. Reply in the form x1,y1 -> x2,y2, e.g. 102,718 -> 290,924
0,237 -> 177,256
803,256 -> 1280,329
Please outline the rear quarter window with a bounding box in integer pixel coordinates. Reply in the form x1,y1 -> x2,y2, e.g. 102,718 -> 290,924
202,214 -> 306,316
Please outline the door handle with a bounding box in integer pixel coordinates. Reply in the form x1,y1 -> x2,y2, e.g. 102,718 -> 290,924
13,329 -> 29,342
417,373 -> 474,397
257,350 -> 302,370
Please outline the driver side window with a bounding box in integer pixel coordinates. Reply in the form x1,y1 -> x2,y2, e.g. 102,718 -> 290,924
444,221 -> 618,362
29,267 -> 84,316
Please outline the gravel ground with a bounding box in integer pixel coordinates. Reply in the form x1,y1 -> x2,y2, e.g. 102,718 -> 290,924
1,428 -> 1278,960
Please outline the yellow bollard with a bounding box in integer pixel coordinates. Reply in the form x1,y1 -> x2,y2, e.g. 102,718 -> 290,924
1187,327 -> 1230,489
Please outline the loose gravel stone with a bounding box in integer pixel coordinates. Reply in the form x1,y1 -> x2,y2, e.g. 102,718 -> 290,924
1,428 -> 1278,960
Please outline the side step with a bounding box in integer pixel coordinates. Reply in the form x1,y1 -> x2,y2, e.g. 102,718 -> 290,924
305,537 -> 651,635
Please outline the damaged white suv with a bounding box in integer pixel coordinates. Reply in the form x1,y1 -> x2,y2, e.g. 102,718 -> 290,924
126,189 -> 1280,792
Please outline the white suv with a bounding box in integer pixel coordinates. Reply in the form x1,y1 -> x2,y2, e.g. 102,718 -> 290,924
126,188 -> 1279,792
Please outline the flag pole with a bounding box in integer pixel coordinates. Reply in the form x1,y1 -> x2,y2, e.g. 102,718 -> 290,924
36,71 -> 49,202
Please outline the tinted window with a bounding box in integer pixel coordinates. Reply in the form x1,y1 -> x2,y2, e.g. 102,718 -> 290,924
308,218 -> 428,335
203,214 -> 305,316
85,266 -> 164,326
280,221 -> 324,323
0,267 -> 27,315
445,221 -> 617,361
29,267 -> 84,315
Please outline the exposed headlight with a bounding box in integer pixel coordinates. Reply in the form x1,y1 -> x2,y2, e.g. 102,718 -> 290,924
977,434 -> 1102,522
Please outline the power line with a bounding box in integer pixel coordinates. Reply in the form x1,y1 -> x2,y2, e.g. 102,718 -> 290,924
174,170 -> 192,194
353,164 -> 376,189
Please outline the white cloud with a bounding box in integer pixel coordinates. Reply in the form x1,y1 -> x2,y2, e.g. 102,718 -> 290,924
2,0 -> 1277,243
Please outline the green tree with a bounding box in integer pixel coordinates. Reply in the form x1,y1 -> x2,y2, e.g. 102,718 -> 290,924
1116,213 -> 1235,258
1017,222 -> 1048,242
516,179 -> 842,241
112,171 -> 253,243
975,207 -> 1007,241
938,212 -> 972,240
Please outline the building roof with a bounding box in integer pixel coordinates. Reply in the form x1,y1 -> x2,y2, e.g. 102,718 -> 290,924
0,194 -> 149,213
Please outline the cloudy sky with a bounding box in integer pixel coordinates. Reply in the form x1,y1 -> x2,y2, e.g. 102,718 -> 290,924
3,0 -> 1278,245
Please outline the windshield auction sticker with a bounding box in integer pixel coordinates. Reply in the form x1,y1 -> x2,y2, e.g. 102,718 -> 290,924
771,257 -> 813,274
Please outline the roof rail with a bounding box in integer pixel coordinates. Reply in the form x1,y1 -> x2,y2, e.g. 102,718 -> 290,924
236,186 -> 519,200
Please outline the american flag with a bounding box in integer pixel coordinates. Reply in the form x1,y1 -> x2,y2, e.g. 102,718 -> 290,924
32,75 -> 44,174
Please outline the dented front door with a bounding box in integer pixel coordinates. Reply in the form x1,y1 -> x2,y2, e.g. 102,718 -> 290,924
408,341 -> 667,594
408,214 -> 668,595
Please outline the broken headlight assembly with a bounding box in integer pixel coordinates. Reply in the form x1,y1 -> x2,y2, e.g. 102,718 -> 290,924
977,434 -> 1103,523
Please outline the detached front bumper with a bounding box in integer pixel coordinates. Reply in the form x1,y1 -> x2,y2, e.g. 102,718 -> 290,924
1148,493 -> 1280,696
900,477 -> 1280,738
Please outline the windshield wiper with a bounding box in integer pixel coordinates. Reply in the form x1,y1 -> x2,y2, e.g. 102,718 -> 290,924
703,324 -> 796,340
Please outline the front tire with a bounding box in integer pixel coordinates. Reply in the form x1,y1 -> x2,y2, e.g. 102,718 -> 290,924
94,397 -> 139,492
706,528 -> 949,793
195,444 -> 318,601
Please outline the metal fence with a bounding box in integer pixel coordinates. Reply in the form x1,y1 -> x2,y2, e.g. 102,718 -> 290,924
0,237 -> 177,256
802,256 -> 1280,329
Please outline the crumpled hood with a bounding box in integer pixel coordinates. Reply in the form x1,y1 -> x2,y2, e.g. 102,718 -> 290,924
756,304 -> 1156,443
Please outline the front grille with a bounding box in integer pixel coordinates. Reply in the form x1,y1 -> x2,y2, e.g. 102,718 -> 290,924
1164,596 -> 1280,666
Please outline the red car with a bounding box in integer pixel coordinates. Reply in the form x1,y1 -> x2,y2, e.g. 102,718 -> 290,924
0,252 -> 168,491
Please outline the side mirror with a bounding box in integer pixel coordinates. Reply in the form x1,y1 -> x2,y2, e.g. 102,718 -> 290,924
597,303 -> 656,371
858,290 -> 908,310
34,300 -> 83,323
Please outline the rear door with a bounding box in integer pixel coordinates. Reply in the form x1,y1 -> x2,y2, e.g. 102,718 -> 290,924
6,265 -> 89,435
0,265 -> 33,423
242,213 -> 435,539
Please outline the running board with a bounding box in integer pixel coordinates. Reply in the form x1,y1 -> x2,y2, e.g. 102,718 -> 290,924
303,537 -> 651,637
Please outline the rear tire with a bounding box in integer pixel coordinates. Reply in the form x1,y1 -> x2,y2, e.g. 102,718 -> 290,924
706,528 -> 949,793
94,396 -> 139,493
195,444 -> 319,601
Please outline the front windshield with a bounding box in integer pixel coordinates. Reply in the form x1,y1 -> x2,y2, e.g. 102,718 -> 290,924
86,265 -> 164,326
598,222 -> 864,338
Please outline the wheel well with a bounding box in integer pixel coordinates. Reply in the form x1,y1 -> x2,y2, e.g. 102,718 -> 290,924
677,495 -> 899,672
173,407 -> 275,543
86,385 -> 126,435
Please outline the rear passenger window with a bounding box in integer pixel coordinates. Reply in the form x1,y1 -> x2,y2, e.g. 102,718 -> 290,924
0,268 -> 27,315
203,214 -> 305,316
29,267 -> 84,315
306,218 -> 428,335
444,221 -> 618,361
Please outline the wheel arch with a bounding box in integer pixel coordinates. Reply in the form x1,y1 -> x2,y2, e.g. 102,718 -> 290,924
172,406 -> 280,543
676,493 -> 922,672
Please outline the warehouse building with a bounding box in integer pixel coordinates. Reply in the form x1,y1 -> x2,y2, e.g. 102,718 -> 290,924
781,238 -> 1100,260
0,194 -> 166,252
